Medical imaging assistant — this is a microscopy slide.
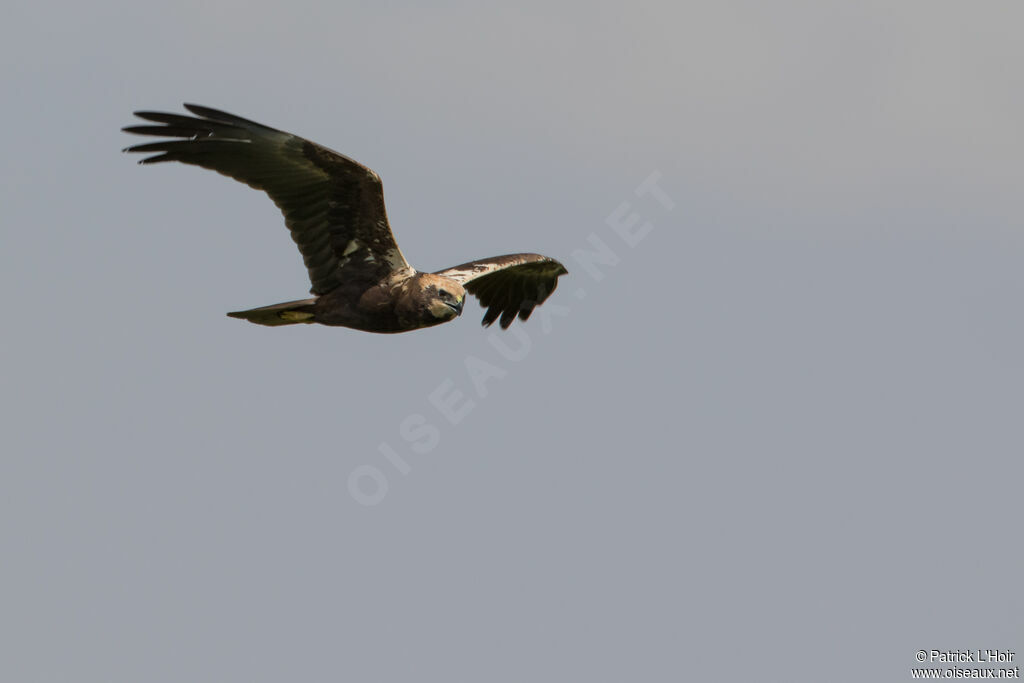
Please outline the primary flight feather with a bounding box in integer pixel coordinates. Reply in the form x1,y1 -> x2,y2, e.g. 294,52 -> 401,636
122,104 -> 567,333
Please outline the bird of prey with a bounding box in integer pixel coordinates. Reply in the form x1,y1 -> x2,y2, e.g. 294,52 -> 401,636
122,104 -> 567,333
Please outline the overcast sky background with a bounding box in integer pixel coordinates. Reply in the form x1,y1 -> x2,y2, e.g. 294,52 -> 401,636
2,2 -> 1022,681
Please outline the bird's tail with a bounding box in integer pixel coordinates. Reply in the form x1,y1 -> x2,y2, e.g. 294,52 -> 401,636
226,298 -> 318,326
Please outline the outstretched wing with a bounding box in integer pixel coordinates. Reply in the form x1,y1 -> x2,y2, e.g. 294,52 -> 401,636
435,254 -> 568,328
123,104 -> 410,294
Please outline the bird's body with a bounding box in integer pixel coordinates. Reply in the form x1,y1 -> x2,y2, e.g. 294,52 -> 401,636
123,104 -> 567,334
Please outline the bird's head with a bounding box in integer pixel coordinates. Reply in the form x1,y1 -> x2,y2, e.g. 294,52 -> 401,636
403,273 -> 465,327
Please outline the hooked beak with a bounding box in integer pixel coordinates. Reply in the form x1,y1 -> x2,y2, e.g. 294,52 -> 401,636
446,298 -> 464,316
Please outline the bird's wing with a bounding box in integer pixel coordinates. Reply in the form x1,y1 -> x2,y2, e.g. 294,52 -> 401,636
434,254 -> 568,328
123,104 -> 410,294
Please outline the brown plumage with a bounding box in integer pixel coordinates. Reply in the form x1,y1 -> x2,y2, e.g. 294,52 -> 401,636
122,104 -> 567,333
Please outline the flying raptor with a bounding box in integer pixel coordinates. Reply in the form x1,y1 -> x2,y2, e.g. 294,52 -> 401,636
122,104 -> 567,333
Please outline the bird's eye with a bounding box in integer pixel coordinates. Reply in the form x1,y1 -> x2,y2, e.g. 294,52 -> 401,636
440,289 -> 452,300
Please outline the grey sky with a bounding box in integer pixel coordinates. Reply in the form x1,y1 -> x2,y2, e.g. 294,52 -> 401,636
2,2 -> 1022,681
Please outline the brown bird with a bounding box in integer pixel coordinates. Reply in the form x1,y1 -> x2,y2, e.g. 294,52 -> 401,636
123,104 -> 567,333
